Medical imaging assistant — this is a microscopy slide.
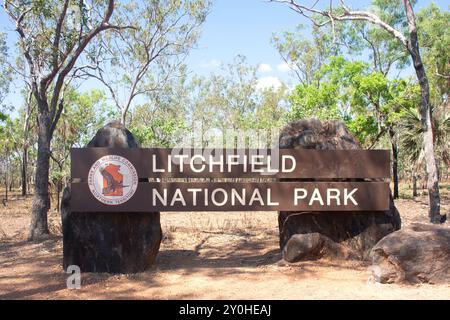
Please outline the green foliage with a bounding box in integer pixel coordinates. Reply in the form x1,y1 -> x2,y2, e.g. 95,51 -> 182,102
50,87 -> 111,179
129,66 -> 190,147
346,115 -> 378,144
0,0 -> 448,207
272,24 -> 340,85
286,57 -> 366,123
355,0 -> 412,74
417,3 -> 450,101
0,32 -> 12,111
285,55 -> 419,148
128,55 -> 288,148
189,55 -> 260,144
132,117 -> 187,148
254,86 -> 288,131
0,114 -> 12,150
287,82 -> 341,121
400,104 -> 450,166
88,0 -> 211,124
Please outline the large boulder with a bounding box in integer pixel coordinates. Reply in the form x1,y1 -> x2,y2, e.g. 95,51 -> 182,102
61,121 -> 162,273
370,223 -> 450,284
278,119 -> 401,262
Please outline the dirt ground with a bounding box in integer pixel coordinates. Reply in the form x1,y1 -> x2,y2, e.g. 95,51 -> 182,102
0,186 -> 449,300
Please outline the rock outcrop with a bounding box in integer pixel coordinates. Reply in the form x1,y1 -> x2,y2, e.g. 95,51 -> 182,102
61,121 -> 162,273
370,223 -> 450,284
278,119 -> 401,262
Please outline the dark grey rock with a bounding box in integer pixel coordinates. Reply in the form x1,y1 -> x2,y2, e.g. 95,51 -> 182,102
370,223 -> 450,284
278,119 -> 401,262
61,121 -> 162,273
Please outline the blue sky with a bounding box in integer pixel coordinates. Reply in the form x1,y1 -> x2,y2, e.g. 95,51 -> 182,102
1,0 -> 448,113
186,0 -> 448,88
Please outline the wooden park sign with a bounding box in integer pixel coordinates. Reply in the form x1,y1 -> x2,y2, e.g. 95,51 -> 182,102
70,148 -> 390,212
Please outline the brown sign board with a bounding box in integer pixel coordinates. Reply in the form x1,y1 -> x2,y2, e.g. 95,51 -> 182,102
71,181 -> 390,212
71,148 -> 390,179
70,148 -> 391,212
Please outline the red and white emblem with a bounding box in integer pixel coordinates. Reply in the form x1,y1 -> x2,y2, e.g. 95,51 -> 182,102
88,155 -> 138,205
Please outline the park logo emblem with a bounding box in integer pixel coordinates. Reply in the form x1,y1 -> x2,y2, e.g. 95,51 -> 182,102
88,155 -> 138,205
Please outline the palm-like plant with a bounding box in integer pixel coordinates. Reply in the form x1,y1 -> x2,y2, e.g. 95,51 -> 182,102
400,103 -> 450,195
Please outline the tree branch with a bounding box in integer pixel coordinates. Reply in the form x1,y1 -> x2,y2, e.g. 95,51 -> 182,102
270,0 -> 408,47
49,0 -> 117,121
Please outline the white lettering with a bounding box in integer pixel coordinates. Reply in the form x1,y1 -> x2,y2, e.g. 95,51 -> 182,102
153,188 -> 167,206
344,188 -> 358,205
282,155 -> 296,172
294,188 -> 307,205
327,188 -> 340,205
170,189 -> 186,206
309,188 -> 324,205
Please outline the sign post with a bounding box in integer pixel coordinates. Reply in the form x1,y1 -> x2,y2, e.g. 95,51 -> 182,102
70,148 -> 390,212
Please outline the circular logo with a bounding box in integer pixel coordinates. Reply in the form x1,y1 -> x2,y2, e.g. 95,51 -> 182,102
88,155 -> 138,205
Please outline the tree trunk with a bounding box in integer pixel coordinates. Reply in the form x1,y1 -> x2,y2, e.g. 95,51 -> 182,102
121,110 -> 127,127
403,0 -> 443,223
28,174 -> 32,194
389,128 -> 399,199
21,146 -> 28,197
418,89 -> 441,222
412,172 -> 418,197
56,180 -> 61,213
29,113 -> 51,240
4,163 -> 7,202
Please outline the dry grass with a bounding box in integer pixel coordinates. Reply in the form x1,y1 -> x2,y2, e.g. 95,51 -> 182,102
0,185 -> 449,299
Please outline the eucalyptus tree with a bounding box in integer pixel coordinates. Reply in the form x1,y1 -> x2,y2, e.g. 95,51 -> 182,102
287,56 -> 365,123
416,3 -> 449,107
190,55 -> 259,147
3,0 -> 125,239
187,75 -> 222,147
83,0 -> 210,126
9,89 -> 36,197
271,0 -> 445,223
0,116 -> 14,202
0,32 -> 12,195
50,88 -> 109,210
16,88 -> 35,196
3,48 -> 37,197
130,67 -> 189,147
272,24 -> 340,87
287,55 -> 418,198
255,85 -> 288,131
219,55 -> 259,137
254,85 -> 288,147
350,71 -> 419,198
339,0 -> 411,76
0,32 -> 11,111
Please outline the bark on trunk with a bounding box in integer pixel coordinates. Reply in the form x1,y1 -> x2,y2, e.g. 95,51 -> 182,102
29,113 -> 51,240
21,147 -> 27,196
389,128 -> 399,199
417,77 -> 441,223
120,110 -> 127,126
412,172 -> 418,197
4,166 -> 7,202
56,181 -> 61,213
403,0 -> 443,223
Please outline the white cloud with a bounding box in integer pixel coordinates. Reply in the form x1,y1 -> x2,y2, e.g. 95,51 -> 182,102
200,59 -> 221,69
256,76 -> 283,91
277,62 -> 292,72
257,63 -> 272,73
